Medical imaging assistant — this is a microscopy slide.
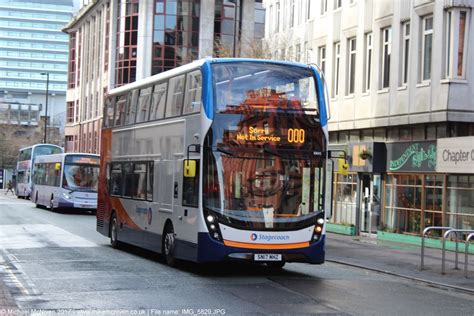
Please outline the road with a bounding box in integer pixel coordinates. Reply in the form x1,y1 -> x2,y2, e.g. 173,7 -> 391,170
1,195 -> 473,315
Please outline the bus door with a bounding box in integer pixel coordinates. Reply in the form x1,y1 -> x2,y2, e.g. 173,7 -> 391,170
179,158 -> 200,243
158,160 -> 174,213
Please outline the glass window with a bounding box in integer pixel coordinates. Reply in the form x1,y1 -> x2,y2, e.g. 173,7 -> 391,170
381,27 -> 391,89
318,46 -> 326,74
212,62 -> 318,114
364,33 -> 372,93
400,22 -> 410,86
421,16 -> 433,81
123,163 -> 134,198
183,71 -> 202,114
125,89 -> 139,124
114,94 -> 127,126
136,86 -> 152,123
104,96 -> 115,128
133,163 -> 147,200
347,37 -> 356,95
147,161 -> 154,201
332,42 -> 340,97
150,82 -> 167,120
457,11 -> 467,77
63,164 -> 99,192
166,75 -> 185,117
110,163 -> 122,196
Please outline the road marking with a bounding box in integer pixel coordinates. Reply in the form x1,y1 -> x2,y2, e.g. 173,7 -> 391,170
0,224 -> 97,249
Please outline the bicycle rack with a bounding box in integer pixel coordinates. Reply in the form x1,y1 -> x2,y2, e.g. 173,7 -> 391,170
420,226 -> 452,271
464,233 -> 474,278
442,229 -> 474,275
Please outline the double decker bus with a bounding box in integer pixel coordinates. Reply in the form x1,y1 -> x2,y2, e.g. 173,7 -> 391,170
16,144 -> 63,199
32,153 -> 100,211
97,58 -> 332,267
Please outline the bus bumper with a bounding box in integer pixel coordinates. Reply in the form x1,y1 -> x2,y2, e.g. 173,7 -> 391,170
197,232 -> 325,264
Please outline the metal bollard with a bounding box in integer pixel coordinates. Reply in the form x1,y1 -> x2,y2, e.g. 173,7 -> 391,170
466,233 -> 474,278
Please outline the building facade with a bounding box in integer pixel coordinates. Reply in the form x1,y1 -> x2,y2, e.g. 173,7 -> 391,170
0,0 -> 75,135
264,0 -> 474,237
63,0 -> 265,154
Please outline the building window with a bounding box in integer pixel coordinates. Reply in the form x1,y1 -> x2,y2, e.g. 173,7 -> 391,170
115,0 -> 139,86
447,175 -> 474,231
67,101 -> 74,123
306,0 -> 311,20
213,0 -> 237,58
269,5 -> 273,34
445,10 -> 469,79
421,15 -> 433,82
318,45 -> 326,74
332,42 -> 340,97
289,0 -> 295,28
331,173 -> 357,227
295,43 -> 301,62
381,27 -> 391,89
334,0 -> 342,10
321,0 -> 327,15
68,32 -> 76,89
364,32 -> 372,93
347,37 -> 356,95
275,2 -> 280,33
400,22 -> 410,86
104,3 -> 110,72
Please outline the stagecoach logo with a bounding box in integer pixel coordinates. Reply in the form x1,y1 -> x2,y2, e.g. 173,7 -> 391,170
148,207 -> 153,225
250,233 -> 290,242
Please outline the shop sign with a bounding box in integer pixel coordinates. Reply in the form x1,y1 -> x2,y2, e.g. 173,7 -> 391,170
387,141 -> 436,172
436,136 -> 474,173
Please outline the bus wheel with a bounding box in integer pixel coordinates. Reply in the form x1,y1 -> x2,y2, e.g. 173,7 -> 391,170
163,224 -> 176,267
266,261 -> 286,270
35,193 -> 40,208
49,197 -> 55,212
110,214 -> 121,248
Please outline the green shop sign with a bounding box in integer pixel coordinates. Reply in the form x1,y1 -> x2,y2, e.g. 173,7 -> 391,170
387,141 -> 436,172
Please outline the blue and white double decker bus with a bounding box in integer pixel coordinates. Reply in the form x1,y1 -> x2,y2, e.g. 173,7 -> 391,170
97,58 -> 332,268
16,144 -> 63,199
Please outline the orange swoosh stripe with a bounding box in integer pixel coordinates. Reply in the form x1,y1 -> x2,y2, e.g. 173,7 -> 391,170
224,240 -> 310,250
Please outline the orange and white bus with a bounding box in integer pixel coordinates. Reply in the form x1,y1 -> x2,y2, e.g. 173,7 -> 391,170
97,58 -> 332,268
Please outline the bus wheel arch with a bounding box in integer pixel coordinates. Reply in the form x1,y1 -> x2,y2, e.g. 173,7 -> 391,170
34,192 -> 40,208
162,220 -> 176,267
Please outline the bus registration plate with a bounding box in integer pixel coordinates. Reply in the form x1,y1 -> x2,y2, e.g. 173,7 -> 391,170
254,254 -> 282,261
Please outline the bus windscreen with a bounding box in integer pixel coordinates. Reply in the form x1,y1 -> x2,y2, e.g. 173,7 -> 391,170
212,62 -> 319,114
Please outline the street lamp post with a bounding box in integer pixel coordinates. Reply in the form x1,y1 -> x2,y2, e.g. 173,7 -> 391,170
41,72 -> 49,144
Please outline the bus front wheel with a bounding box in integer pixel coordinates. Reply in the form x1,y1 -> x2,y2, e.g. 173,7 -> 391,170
110,213 -> 121,248
163,224 -> 176,267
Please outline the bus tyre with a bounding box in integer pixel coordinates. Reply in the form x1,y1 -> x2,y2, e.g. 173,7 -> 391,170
163,224 -> 176,267
49,197 -> 55,212
266,261 -> 286,270
110,214 -> 121,248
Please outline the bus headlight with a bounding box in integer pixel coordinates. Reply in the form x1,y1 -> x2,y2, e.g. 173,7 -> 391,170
204,209 -> 223,242
62,192 -> 71,200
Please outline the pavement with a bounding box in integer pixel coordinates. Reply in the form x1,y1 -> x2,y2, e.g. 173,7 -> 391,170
0,188 -> 473,312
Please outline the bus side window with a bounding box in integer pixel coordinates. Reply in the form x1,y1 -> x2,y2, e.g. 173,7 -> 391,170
104,96 -> 115,128
125,89 -> 139,125
150,82 -> 167,121
183,71 -> 202,114
182,159 -> 199,207
123,163 -> 134,198
133,163 -> 147,200
114,95 -> 127,126
136,86 -> 152,123
166,75 -> 185,118
110,163 -> 123,196
146,161 -> 153,201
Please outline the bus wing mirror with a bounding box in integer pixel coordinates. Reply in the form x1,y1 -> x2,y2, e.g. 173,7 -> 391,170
184,160 -> 197,178
324,160 -> 334,220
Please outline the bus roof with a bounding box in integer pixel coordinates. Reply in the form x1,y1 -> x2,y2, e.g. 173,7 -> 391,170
18,143 -> 62,152
108,58 -> 316,97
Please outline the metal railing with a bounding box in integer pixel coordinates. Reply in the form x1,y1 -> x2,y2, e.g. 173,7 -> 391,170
441,229 -> 474,275
420,226 -> 452,271
465,233 -> 474,278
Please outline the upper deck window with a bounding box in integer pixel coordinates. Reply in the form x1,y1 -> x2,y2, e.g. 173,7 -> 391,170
212,62 -> 318,115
